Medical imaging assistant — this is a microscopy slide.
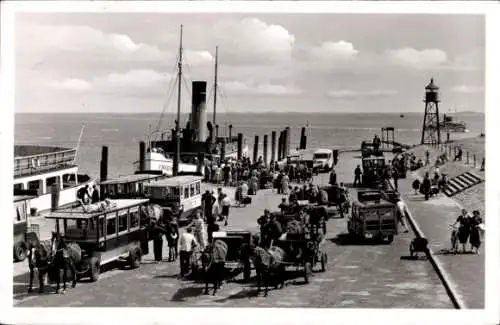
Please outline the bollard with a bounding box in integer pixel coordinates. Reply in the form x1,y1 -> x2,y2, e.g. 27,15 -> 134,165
253,135 -> 259,164
481,158 -> 485,171
466,151 -> 469,164
263,134 -> 268,166
229,124 -> 233,140
271,131 -> 277,162
300,127 -> 306,150
237,133 -> 243,161
473,154 -> 476,168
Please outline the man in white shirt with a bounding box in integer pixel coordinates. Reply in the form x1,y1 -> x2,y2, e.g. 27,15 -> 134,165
221,194 -> 232,226
396,198 -> 410,233
179,227 -> 198,277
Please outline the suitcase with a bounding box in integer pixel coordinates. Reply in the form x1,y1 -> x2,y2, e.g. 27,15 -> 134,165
242,196 -> 252,204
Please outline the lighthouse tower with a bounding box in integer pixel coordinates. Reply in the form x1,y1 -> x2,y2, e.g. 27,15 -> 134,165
420,78 -> 441,145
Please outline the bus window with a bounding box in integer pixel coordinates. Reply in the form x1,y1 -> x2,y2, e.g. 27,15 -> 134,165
14,183 -> 24,190
118,210 -> 128,233
98,216 -> 105,238
130,207 -> 140,229
106,213 -> 117,236
28,179 -> 43,195
195,182 -> 201,195
46,176 -> 60,190
184,186 -> 189,199
190,183 -> 195,197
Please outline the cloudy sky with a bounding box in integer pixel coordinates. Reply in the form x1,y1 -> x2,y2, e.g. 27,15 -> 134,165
15,13 -> 484,113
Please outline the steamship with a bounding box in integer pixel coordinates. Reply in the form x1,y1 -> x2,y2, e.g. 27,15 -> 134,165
133,26 -> 247,176
440,113 -> 468,133
13,126 -> 95,215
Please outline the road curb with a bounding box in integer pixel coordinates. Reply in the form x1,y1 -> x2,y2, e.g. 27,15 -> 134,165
403,204 -> 467,309
385,178 -> 466,309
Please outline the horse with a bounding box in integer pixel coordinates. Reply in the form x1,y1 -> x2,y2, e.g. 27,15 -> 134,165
249,244 -> 286,297
50,232 -> 82,294
27,235 -> 56,293
200,239 -> 228,295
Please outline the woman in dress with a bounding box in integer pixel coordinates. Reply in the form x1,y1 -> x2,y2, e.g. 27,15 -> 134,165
469,210 -> 483,254
455,209 -> 471,253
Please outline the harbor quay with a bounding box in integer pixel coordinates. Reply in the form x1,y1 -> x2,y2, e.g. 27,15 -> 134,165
13,151 -> 461,308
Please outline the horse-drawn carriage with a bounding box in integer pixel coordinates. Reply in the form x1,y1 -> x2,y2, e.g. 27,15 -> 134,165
210,230 -> 253,282
13,195 -> 39,262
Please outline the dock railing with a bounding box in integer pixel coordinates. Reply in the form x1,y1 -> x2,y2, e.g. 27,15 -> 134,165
428,141 -> 485,172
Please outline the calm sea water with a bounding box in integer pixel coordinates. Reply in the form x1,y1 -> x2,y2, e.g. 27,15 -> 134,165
14,112 -> 484,179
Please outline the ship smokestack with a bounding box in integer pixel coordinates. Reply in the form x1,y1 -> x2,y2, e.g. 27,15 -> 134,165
100,146 -> 109,182
191,81 -> 208,142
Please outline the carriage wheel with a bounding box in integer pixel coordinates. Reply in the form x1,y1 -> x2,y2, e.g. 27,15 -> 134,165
13,241 -> 27,262
304,262 -> 312,284
89,257 -> 100,282
320,253 -> 327,272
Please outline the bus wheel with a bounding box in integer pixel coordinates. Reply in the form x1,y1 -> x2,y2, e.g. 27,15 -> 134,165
14,242 -> 27,262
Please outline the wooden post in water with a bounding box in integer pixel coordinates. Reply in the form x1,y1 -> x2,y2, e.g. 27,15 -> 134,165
139,141 -> 146,171
100,146 -> 109,182
237,133 -> 243,161
271,131 -> 277,162
284,126 -> 291,157
253,135 -> 259,164
263,134 -> 268,166
278,131 -> 283,161
300,127 -> 307,150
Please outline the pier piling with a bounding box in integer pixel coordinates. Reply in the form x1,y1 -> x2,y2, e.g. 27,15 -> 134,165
253,135 -> 259,164
229,124 -> 233,140
100,146 -> 109,182
278,131 -> 283,161
237,133 -> 243,161
284,126 -> 291,157
300,126 -> 307,150
139,141 -> 146,172
271,131 -> 276,162
50,183 -> 60,212
263,134 -> 268,166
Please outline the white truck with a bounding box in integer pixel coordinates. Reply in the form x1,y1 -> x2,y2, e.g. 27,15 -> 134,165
313,148 -> 334,172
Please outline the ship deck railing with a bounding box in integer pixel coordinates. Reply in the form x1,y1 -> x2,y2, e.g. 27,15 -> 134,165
14,145 -> 77,178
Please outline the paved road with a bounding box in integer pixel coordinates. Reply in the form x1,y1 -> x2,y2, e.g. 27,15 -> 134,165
12,153 -> 454,308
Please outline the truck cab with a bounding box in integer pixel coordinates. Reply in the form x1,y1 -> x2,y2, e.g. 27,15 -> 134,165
313,149 -> 334,172
347,190 -> 398,244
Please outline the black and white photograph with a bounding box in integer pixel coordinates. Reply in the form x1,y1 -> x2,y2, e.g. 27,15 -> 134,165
1,1 -> 499,325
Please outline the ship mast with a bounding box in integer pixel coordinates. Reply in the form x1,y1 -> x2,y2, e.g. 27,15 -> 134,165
213,46 -> 219,127
173,25 -> 183,177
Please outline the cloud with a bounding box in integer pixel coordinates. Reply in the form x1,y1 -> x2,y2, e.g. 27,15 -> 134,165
46,69 -> 172,96
309,41 -> 360,61
223,81 -> 301,96
212,18 -> 295,64
327,89 -> 398,99
386,48 -> 448,69
48,78 -> 93,91
450,85 -> 483,94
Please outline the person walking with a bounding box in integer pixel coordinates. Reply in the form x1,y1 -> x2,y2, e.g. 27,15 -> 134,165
166,216 -> 179,261
353,165 -> 362,187
395,197 -> 410,233
455,209 -> 471,253
422,173 -> 431,200
91,184 -> 100,204
150,218 -> 167,263
221,193 -> 232,226
329,169 -> 338,186
179,227 -> 198,277
469,210 -> 483,254
189,211 -> 207,250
